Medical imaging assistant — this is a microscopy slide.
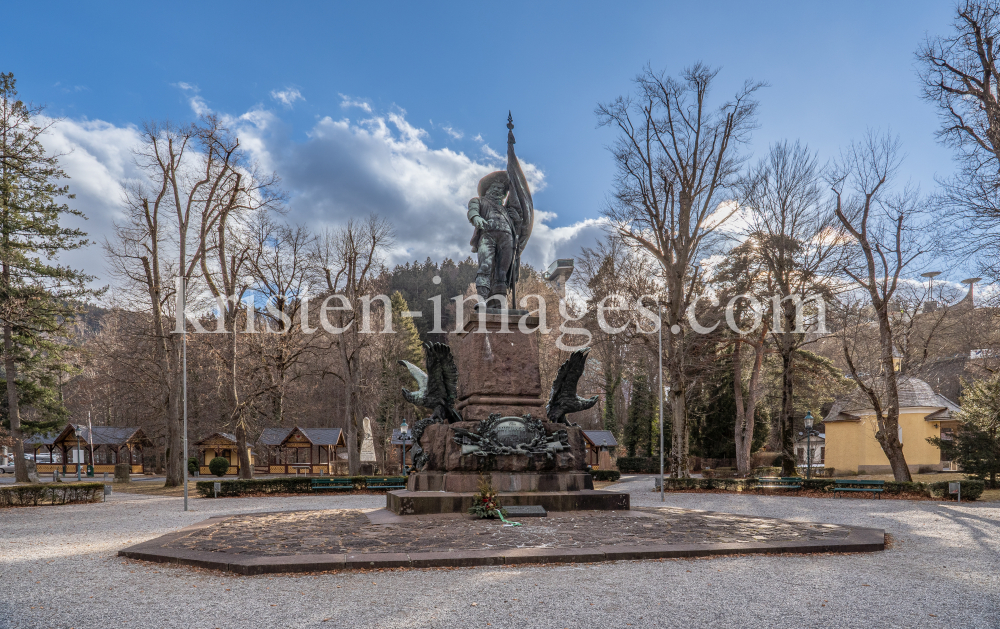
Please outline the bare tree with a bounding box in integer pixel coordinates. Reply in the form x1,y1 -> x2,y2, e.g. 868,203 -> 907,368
105,117 -> 264,486
740,141 -> 843,475
830,133 -> 925,482
918,1 -> 1000,282
197,124 -> 283,480
312,215 -> 394,475
596,63 -> 763,477
246,217 -> 318,430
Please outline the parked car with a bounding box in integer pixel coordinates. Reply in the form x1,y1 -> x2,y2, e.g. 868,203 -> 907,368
0,462 -> 14,474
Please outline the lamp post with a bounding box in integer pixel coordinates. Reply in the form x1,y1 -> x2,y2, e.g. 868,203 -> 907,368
804,412 -> 814,480
74,425 -> 82,481
400,420 -> 409,474
658,306 -> 664,502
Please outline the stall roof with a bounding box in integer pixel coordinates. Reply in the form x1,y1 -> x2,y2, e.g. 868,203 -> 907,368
582,430 -> 618,448
259,427 -> 292,446
196,432 -> 238,445
52,424 -> 151,447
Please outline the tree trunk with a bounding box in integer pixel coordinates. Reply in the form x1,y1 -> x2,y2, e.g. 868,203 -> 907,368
733,340 -> 764,477
875,307 -> 912,482
4,321 -> 35,483
669,387 -> 689,478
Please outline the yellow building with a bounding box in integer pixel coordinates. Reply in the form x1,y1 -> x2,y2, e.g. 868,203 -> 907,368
824,377 -> 960,474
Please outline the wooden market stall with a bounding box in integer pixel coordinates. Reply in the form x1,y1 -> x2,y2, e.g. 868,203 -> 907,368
258,427 -> 346,475
195,432 -> 254,476
34,425 -> 152,476
582,430 -> 618,470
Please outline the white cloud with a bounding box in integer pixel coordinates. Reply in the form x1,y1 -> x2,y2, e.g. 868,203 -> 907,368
37,99 -> 604,291
172,82 -> 210,116
35,116 -> 146,288
442,125 -> 463,140
270,87 -> 303,108
339,94 -> 372,113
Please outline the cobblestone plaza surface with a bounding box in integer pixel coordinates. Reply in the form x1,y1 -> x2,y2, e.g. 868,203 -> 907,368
2,477 -> 999,628
161,507 -> 854,556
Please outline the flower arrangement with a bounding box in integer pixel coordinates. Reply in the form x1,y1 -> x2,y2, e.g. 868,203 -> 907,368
468,474 -> 507,519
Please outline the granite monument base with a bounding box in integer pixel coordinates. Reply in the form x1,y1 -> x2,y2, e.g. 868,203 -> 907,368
407,470 -> 594,492
386,489 -> 630,516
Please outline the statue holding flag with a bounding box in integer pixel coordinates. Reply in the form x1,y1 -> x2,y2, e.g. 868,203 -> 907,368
466,113 -> 534,308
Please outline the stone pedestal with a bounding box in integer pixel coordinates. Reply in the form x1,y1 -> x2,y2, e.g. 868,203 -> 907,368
408,471 -> 593,492
453,308 -> 546,421
414,421 -> 588,473
387,489 -> 629,515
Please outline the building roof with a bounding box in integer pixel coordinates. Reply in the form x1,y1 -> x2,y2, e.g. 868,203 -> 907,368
195,432 -> 238,446
582,430 -> 619,448
51,424 -> 151,447
259,427 -> 293,446
824,376 -> 961,422
276,427 -> 345,447
24,432 -> 59,446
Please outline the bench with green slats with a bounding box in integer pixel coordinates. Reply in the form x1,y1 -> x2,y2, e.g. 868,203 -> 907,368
757,477 -> 803,490
832,479 -> 884,498
365,476 -> 407,490
311,478 -> 355,491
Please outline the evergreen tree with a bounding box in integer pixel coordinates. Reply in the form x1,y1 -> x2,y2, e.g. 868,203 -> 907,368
929,375 -> 1000,488
624,373 -> 655,457
0,73 -> 96,482
690,356 -> 769,462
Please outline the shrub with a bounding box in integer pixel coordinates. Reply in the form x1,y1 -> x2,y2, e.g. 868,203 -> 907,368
753,467 -> 782,477
616,457 -> 662,474
750,452 -> 780,468
0,482 -> 105,508
701,467 -> 737,479
657,478 -> 754,492
591,470 -> 621,482
928,479 -> 985,501
208,457 -> 230,477
882,481 -> 930,497
195,476 -> 401,497
188,457 -> 199,476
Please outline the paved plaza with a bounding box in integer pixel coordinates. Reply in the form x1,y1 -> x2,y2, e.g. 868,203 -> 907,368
2,476 -> 999,628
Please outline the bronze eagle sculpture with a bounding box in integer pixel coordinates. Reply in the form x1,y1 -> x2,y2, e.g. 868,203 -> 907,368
399,342 -> 462,424
546,347 -> 599,425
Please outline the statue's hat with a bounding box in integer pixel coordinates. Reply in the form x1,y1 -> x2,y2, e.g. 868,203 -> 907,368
477,170 -> 510,197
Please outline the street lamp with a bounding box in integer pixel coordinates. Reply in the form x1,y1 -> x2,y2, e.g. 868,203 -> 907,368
803,412 -> 814,480
400,420 -> 409,474
74,425 -> 82,481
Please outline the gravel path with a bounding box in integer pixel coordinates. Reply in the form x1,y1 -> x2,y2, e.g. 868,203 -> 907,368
2,476 -> 999,629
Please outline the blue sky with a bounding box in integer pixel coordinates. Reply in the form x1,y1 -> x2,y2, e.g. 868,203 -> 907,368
2,1 -> 965,284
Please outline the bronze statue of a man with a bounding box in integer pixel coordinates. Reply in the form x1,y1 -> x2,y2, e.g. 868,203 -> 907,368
467,114 -> 533,306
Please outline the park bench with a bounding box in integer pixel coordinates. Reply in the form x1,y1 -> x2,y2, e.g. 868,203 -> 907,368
365,476 -> 407,491
832,479 -> 884,498
311,478 -> 355,491
757,477 -> 802,490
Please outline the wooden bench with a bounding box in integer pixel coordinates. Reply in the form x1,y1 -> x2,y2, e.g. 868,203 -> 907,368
757,477 -> 802,490
832,479 -> 884,498
365,476 -> 407,491
311,478 -> 355,491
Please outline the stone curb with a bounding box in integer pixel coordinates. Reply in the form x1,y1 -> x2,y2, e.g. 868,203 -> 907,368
117,516 -> 886,575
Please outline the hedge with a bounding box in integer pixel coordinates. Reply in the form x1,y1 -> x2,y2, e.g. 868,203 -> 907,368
195,476 -> 403,498
654,477 -> 974,499
591,470 -> 621,482
616,457 -> 663,474
928,480 -> 984,501
0,482 -> 105,508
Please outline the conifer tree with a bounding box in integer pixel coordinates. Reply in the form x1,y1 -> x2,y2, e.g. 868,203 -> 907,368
0,73 -> 95,482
